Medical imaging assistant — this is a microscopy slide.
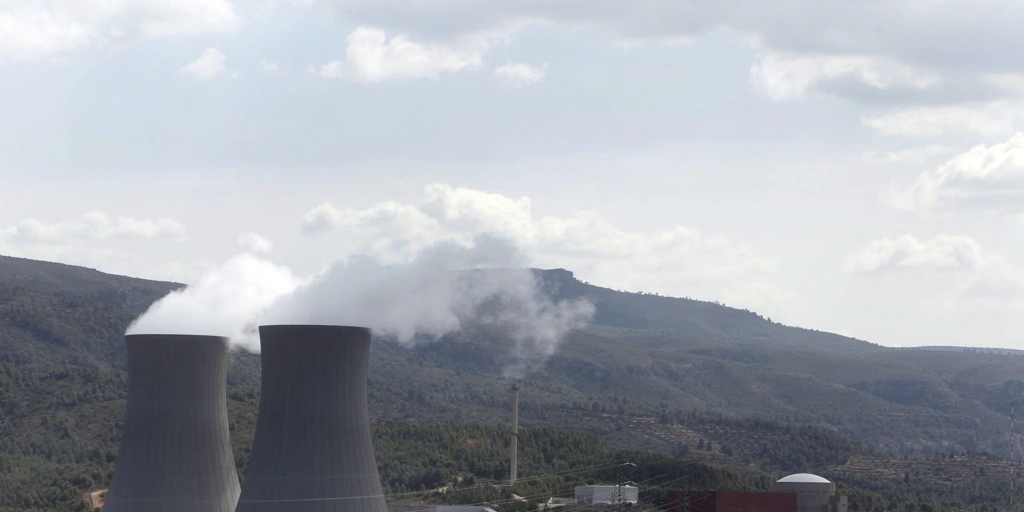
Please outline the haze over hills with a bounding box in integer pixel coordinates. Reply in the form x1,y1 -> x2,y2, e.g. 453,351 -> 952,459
2,254 -> 1024,510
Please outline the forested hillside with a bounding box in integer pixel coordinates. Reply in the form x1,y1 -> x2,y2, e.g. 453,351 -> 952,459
2,255 -> 1024,511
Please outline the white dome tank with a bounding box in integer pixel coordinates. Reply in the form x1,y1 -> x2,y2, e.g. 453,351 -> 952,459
772,474 -> 835,512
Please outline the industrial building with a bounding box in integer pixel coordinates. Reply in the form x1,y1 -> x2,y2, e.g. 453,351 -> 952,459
236,325 -> 388,512
103,335 -> 241,512
100,324 -> 847,512
666,474 -> 846,512
575,485 -> 639,505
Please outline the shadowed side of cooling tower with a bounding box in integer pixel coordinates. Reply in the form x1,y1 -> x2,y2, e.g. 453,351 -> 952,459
236,325 -> 387,512
104,335 -> 241,512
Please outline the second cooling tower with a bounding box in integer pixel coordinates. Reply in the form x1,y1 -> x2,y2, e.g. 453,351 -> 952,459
236,325 -> 387,512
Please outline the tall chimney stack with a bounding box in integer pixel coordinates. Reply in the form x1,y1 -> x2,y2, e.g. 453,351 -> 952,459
510,383 -> 519,486
235,325 -> 387,512
104,335 -> 240,512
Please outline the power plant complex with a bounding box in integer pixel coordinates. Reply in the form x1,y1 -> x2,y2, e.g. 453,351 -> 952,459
100,324 -> 847,512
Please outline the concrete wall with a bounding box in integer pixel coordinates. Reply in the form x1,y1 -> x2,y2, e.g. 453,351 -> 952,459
771,482 -> 833,512
829,495 -> 848,512
718,492 -> 797,512
666,491 -> 796,512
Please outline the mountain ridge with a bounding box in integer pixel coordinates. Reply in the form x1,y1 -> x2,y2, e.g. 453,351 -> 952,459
532,267 -> 879,354
1,255 -> 1022,452
2,254 -> 1023,511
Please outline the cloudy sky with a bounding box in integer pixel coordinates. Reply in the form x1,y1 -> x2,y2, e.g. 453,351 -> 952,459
2,0 -> 1024,348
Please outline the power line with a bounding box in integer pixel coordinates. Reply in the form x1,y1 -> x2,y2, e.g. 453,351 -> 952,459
237,461 -> 635,504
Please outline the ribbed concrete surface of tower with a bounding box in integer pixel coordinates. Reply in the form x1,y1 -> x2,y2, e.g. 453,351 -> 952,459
236,325 -> 387,512
104,335 -> 241,512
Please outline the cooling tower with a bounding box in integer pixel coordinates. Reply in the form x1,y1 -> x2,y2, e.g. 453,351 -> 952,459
235,325 -> 387,512
104,335 -> 241,512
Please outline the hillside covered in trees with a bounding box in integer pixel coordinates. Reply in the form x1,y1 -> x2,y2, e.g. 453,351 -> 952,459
2,255 -> 1024,511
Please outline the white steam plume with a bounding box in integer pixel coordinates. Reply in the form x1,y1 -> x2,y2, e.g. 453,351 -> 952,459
237,232 -> 273,254
126,253 -> 306,346
128,235 -> 594,375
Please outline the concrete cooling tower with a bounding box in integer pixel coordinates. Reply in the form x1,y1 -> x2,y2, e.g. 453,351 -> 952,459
104,335 -> 241,512
235,325 -> 387,512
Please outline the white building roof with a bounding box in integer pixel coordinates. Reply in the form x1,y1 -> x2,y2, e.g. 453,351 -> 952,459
776,473 -> 831,484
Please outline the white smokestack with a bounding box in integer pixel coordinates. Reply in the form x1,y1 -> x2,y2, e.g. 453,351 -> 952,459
510,382 -> 519,485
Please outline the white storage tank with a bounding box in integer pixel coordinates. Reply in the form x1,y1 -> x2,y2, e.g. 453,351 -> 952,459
771,474 -> 846,512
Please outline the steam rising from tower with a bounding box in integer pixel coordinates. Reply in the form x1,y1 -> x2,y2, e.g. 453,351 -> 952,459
104,335 -> 240,512
235,325 -> 387,512
128,236 -> 595,377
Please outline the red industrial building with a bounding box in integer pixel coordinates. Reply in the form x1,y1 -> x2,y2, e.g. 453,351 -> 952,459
666,491 -> 798,512
666,473 -> 847,512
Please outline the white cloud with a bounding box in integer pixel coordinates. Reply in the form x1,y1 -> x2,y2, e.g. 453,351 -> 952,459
113,0 -> 237,39
238,232 -> 273,254
984,73 -> 1024,95
493,62 -> 546,88
260,60 -> 281,73
918,254 -> 1024,314
957,263 -> 1024,310
0,210 -> 189,282
309,1 -> 1024,101
889,133 -> 1024,212
314,26 -> 487,82
0,210 -> 187,243
843,234 -> 984,273
0,0 -> 237,61
751,52 -> 939,101
179,46 -> 227,79
301,184 -> 785,312
0,3 -> 93,61
861,145 -> 958,166
316,59 -> 345,78
863,101 -> 1024,139
613,35 -> 694,49
302,200 -> 448,262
